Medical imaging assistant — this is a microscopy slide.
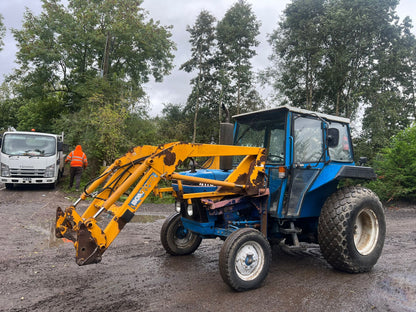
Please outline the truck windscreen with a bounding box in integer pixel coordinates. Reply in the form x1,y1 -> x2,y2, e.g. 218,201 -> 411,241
2,134 -> 56,157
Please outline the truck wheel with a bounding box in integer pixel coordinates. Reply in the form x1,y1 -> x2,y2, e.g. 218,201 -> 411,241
5,183 -> 13,190
160,213 -> 202,256
318,186 -> 385,273
219,228 -> 271,291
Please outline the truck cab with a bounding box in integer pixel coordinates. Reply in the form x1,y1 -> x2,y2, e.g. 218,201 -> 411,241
0,131 -> 65,189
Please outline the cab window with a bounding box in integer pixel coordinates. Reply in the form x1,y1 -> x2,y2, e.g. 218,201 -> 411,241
328,122 -> 353,162
293,117 -> 323,163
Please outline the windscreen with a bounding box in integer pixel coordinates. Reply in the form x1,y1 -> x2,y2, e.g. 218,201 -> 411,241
2,133 -> 56,157
234,113 -> 286,164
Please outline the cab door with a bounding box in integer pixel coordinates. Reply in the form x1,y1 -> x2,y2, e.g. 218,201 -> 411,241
282,115 -> 324,217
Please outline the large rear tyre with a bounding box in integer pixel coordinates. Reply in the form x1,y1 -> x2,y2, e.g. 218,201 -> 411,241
318,186 -> 385,273
219,228 -> 271,291
160,213 -> 202,256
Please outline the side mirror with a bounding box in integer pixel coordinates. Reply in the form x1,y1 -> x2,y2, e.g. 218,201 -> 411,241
359,157 -> 368,166
57,141 -> 64,152
327,128 -> 339,148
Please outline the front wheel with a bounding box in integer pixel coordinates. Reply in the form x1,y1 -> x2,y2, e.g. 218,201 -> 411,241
318,186 -> 386,273
160,213 -> 202,256
219,228 -> 271,291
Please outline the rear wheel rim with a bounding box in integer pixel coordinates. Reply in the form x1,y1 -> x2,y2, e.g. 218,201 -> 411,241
354,208 -> 379,255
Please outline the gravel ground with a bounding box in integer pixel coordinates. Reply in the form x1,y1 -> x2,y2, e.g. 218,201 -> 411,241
0,183 -> 415,312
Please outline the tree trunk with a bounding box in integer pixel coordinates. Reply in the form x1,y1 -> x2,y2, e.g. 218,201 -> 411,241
336,90 -> 340,116
102,32 -> 111,79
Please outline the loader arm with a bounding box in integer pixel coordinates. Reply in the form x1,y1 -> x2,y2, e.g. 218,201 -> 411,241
56,142 -> 266,265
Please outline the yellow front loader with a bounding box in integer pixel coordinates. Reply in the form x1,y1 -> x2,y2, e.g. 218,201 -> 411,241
56,142 -> 266,266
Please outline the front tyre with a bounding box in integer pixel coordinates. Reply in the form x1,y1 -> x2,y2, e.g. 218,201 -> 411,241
219,228 -> 271,291
318,186 -> 386,273
160,213 -> 202,256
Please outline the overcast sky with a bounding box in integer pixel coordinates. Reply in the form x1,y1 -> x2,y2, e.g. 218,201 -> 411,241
1,0 -> 415,116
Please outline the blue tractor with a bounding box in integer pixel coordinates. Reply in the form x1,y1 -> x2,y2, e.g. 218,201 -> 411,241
161,105 -> 386,291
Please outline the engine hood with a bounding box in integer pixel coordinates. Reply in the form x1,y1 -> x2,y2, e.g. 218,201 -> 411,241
172,169 -> 232,194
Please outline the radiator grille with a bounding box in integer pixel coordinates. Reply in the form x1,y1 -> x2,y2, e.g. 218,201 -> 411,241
10,168 -> 46,178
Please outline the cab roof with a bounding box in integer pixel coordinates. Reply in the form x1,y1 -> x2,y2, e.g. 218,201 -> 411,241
233,105 -> 350,124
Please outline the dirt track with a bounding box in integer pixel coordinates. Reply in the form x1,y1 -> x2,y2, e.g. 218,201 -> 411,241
0,183 -> 415,312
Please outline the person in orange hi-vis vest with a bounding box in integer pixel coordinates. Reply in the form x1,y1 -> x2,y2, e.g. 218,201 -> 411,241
65,145 -> 88,191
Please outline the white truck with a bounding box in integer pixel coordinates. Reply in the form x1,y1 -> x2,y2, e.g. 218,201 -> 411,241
0,131 -> 65,189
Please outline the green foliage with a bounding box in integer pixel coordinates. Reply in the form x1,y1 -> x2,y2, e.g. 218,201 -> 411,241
180,2 -> 264,143
125,113 -> 160,146
5,0 -> 175,177
88,103 -> 128,164
216,0 -> 263,115
263,0 -> 415,135
261,0 -> 325,111
180,10 -> 218,143
157,103 -> 192,142
368,124 -> 416,201
0,82 -> 21,130
16,96 -> 66,132
11,0 -> 175,103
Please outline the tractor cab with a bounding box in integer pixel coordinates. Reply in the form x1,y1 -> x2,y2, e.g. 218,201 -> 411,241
233,105 -> 356,220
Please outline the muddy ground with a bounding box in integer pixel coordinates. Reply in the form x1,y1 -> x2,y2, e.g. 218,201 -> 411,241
0,183 -> 415,312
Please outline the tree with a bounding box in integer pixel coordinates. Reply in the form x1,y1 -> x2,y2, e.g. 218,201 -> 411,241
179,2 -> 264,143
180,10 -> 217,143
8,0 -> 176,175
264,0 -> 416,159
12,0 -> 174,109
261,0 -> 325,111
216,0 -> 263,116
400,17 -> 416,121
0,82 -> 20,130
157,103 -> 191,142
320,0 -> 410,118
360,14 -> 416,157
264,0 -> 415,117
368,123 -> 416,202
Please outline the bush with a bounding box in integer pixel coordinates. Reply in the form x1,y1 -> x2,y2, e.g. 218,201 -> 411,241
368,124 -> 416,202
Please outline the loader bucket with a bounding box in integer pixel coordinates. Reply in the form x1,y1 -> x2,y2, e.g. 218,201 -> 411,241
56,206 -> 103,265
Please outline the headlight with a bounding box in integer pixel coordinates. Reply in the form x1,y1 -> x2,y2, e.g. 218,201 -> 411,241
44,164 -> 55,178
175,201 -> 181,213
175,201 -> 193,216
1,163 -> 10,177
187,205 -> 193,217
